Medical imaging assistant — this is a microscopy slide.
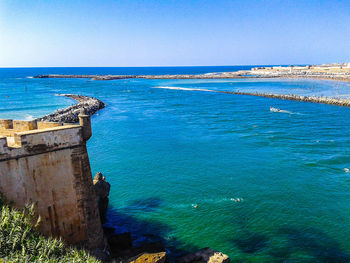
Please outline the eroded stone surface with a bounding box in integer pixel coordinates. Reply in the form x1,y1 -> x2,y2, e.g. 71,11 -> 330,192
127,252 -> 167,263
177,248 -> 230,263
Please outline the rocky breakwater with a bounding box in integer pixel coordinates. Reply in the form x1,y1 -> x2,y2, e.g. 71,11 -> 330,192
220,91 -> 350,107
34,71 -> 248,80
35,74 -> 137,80
36,94 -> 105,123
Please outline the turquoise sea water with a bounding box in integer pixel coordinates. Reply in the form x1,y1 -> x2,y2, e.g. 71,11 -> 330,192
1,67 -> 350,262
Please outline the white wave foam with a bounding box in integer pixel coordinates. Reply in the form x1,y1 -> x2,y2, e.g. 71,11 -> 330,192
169,197 -> 244,209
270,107 -> 305,115
270,107 -> 293,114
153,86 -> 213,92
24,114 -> 34,121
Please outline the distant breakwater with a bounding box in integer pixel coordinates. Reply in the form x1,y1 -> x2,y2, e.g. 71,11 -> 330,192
238,92 -> 350,106
216,91 -> 350,107
154,87 -> 350,107
33,69 -> 350,82
36,94 -> 105,123
33,73 -> 247,80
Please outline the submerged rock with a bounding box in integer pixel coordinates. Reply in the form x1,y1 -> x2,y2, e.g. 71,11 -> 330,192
108,232 -> 133,253
177,248 -> 230,263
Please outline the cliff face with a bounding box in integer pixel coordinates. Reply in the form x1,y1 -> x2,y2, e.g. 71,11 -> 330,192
0,115 -> 106,252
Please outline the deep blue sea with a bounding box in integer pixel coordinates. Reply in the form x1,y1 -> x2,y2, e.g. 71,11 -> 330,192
1,66 -> 350,262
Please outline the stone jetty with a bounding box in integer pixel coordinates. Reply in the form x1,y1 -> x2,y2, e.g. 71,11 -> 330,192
36,94 -> 105,123
153,87 -> 350,107
211,90 -> 350,107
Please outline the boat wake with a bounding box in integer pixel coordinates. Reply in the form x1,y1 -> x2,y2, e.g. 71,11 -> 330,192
269,107 -> 304,115
169,197 -> 244,209
270,107 -> 292,114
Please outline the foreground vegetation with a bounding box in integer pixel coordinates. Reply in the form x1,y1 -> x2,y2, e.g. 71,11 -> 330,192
0,195 -> 100,263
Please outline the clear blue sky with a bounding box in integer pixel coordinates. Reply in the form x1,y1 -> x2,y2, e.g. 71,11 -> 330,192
1,0 -> 350,67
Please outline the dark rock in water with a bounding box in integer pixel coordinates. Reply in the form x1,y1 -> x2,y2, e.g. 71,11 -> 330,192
108,232 -> 133,253
133,241 -> 165,254
107,232 -> 167,262
93,172 -> 111,223
176,247 -> 230,263
103,226 -> 116,237
36,94 -> 105,123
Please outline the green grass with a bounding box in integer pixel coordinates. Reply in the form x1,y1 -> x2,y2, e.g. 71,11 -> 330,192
0,194 -> 100,263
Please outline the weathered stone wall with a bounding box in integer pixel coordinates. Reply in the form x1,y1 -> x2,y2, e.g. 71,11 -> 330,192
0,116 -> 105,251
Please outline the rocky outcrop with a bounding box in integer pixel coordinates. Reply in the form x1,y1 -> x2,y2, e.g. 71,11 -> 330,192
177,248 -> 230,263
36,94 -> 105,123
128,252 -> 166,263
103,227 -> 167,263
93,172 -> 110,223
108,232 -> 133,253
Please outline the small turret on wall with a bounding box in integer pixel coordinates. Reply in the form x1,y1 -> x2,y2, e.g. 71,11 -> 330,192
79,109 -> 92,141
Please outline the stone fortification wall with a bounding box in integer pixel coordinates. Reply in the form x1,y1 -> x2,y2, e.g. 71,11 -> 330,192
0,115 -> 105,252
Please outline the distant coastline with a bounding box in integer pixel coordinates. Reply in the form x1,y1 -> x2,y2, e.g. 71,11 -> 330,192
32,63 -> 350,108
33,63 -> 350,82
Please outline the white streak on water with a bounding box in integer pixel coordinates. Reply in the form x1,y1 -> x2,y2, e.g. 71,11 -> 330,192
24,114 -> 34,121
153,86 -> 213,92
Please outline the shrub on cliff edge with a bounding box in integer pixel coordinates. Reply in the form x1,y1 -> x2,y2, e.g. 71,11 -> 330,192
0,194 -> 100,263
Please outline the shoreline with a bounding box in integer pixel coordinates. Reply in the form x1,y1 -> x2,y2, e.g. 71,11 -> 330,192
36,94 -> 105,123
276,75 -> 350,82
33,64 -> 350,82
32,65 -> 350,108
33,74 -> 350,82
